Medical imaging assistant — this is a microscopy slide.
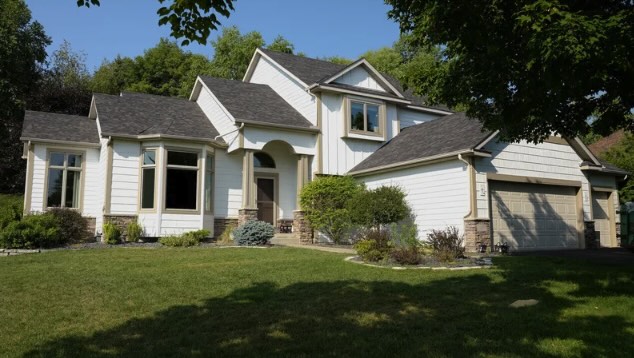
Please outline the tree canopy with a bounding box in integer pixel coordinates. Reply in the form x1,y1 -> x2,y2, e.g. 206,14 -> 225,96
387,0 -> 634,142
599,133 -> 634,203
0,0 -> 50,193
76,0 -> 235,45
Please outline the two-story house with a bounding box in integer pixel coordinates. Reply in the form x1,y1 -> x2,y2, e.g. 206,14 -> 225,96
20,48 -> 627,251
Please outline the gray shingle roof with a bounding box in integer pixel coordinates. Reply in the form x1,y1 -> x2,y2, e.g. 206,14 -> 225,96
350,113 -> 491,173
259,48 -> 347,84
94,92 -> 220,140
199,76 -> 314,129
21,111 -> 100,144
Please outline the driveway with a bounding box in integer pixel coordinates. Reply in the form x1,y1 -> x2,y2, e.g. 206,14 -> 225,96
513,248 -> 634,264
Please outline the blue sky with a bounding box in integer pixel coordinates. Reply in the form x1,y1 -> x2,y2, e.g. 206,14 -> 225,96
26,0 -> 401,72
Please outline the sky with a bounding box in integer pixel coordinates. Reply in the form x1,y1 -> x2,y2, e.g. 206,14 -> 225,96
26,0 -> 402,73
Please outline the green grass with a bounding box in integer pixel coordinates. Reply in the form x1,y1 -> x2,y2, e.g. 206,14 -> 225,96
1,248 -> 633,357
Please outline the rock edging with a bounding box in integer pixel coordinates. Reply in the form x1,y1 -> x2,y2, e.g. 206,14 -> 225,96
344,256 -> 492,270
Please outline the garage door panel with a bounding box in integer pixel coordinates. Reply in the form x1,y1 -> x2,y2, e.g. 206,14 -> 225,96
490,181 -> 580,251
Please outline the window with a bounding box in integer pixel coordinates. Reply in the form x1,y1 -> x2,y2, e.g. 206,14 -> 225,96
140,149 -> 156,209
165,151 -> 199,210
204,156 -> 214,213
348,99 -> 382,134
46,152 -> 82,209
254,152 -> 275,168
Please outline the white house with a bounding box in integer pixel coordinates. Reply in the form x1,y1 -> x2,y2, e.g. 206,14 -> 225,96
20,48 -> 627,251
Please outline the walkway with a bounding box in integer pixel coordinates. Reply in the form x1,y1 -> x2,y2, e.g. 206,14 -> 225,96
271,234 -> 356,254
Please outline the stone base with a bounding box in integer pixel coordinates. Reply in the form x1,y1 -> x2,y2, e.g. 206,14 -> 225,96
464,218 -> 491,253
293,210 -> 313,244
214,218 -> 239,238
103,215 -> 138,242
584,221 -> 597,249
238,209 -> 258,227
84,217 -> 97,242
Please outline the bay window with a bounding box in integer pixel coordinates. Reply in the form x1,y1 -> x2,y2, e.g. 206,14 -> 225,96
204,155 -> 214,213
140,149 -> 156,209
165,150 -> 199,210
46,151 -> 83,209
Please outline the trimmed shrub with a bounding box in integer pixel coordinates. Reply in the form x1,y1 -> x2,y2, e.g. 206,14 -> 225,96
182,229 -> 210,242
126,221 -> 144,242
233,220 -> 274,246
426,226 -> 465,262
48,208 -> 88,243
353,229 -> 392,262
103,223 -> 121,245
159,234 -> 199,247
0,213 -> 62,249
350,186 -> 409,229
300,175 -> 364,244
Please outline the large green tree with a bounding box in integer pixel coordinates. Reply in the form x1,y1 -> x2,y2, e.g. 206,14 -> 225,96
387,0 -> 634,142
77,0 -> 235,45
0,0 -> 50,194
599,132 -> 634,203
208,26 -> 264,80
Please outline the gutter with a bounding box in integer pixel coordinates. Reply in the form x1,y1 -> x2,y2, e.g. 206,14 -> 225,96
349,149 -> 491,177
20,137 -> 101,148
215,123 -> 244,141
235,118 -> 320,133
100,132 -> 228,148
308,84 -> 412,105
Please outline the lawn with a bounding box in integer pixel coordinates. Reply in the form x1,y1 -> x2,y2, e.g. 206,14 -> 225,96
1,248 -> 633,357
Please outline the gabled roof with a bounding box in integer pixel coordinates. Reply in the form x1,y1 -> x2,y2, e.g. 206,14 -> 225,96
350,113 -> 491,174
257,48 -> 347,85
588,130 -> 626,156
21,111 -> 100,145
198,76 -> 315,130
93,92 -> 221,141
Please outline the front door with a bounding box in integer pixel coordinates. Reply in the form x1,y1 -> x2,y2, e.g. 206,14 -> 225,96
256,177 -> 275,225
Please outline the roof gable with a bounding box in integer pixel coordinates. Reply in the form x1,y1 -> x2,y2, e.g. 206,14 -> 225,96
21,111 -> 100,144
321,59 -> 404,98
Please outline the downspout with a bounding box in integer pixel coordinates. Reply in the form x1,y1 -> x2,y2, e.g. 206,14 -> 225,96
458,153 -> 477,219
214,123 -> 244,141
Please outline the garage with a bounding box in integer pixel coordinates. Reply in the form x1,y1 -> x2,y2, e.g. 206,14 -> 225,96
592,191 -> 614,247
489,181 -> 582,251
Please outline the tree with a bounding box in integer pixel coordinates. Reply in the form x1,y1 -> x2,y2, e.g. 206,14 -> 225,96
91,55 -> 137,95
0,0 -> 50,193
361,47 -> 403,79
599,132 -> 634,203
208,26 -> 264,80
387,0 -> 634,142
76,0 -> 235,45
266,35 -> 294,54
27,40 -> 93,115
319,56 -> 352,65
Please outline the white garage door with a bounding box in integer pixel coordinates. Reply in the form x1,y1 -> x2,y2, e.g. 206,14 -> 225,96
490,181 -> 581,251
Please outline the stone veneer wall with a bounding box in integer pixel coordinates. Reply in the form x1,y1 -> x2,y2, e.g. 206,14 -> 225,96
293,210 -> 313,244
103,215 -> 138,241
238,209 -> 258,226
463,219 -> 491,253
214,218 -> 239,238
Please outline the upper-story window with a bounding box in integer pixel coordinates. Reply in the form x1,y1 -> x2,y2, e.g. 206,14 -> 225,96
46,151 -> 83,209
345,97 -> 385,140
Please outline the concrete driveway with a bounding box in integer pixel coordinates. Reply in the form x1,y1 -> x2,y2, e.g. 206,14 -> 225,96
513,248 -> 634,264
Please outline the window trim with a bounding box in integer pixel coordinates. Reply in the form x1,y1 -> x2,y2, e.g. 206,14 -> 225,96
162,148 -> 202,214
43,149 -> 86,211
204,154 -> 214,214
138,147 -> 158,213
343,96 -> 386,140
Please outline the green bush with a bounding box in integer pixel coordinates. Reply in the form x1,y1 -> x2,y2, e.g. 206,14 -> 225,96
0,213 -> 62,249
350,186 -> 409,229
300,176 -> 364,244
126,221 -> 144,242
48,208 -> 88,243
182,229 -> 210,242
159,234 -> 199,247
218,223 -> 236,245
353,229 -> 392,262
233,220 -> 274,246
425,226 -> 465,262
0,195 -> 22,230
389,213 -> 422,265
103,223 -> 121,245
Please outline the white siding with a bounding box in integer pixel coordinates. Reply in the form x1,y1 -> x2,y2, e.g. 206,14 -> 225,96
249,56 -> 316,125
242,127 -> 316,156
475,140 -> 592,220
214,149 -> 243,218
160,213 -> 202,236
321,93 -> 398,175
333,66 -> 387,92
110,140 -> 140,214
30,144 -> 47,212
138,213 -> 159,237
398,108 -> 441,129
82,147 -> 102,219
196,85 -> 240,151
360,160 -> 470,237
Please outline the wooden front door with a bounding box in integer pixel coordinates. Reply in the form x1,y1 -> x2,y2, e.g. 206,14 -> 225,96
256,177 -> 275,225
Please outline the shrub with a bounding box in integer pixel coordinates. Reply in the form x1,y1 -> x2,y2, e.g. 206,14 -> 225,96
159,234 -> 199,247
425,226 -> 465,262
350,186 -> 409,229
218,223 -> 236,245
103,223 -> 121,245
389,246 -> 422,265
126,221 -> 144,242
389,213 -> 422,265
48,208 -> 88,243
182,229 -> 210,242
353,229 -> 392,262
300,176 -> 364,244
0,213 -> 62,249
233,220 -> 274,246
0,196 -> 22,230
